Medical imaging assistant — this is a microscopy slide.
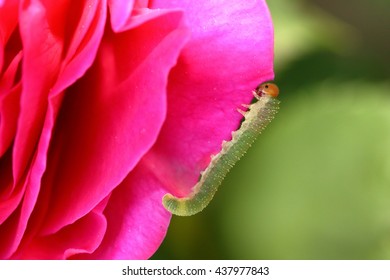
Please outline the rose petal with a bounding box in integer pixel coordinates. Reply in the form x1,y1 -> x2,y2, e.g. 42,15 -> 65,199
109,2 -> 180,32
146,0 -> 275,196
0,93 -> 65,258
13,0 -> 106,182
0,202 -> 21,258
0,0 -> 18,70
0,103 -> 23,224
0,53 -> 22,157
13,207 -> 107,259
108,0 -> 135,31
0,1 -> 20,157
51,0 -> 106,95
39,9 -> 190,235
0,0 -> 107,258
83,165 -> 171,259
13,0 -> 64,182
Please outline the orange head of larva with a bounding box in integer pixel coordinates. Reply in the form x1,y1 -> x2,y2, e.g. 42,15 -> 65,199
256,82 -> 279,98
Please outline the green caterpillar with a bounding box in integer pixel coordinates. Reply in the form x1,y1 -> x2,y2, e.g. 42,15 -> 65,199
163,82 -> 280,216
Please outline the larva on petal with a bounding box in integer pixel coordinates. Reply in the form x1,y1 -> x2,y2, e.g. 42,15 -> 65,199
163,82 -> 280,216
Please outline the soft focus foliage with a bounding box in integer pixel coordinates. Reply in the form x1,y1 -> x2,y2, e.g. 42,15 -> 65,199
153,0 -> 390,259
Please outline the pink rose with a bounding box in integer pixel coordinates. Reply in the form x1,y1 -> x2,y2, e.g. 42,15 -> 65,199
0,0 -> 274,259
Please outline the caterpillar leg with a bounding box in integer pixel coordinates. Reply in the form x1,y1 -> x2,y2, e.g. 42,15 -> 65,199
237,108 -> 247,116
163,81 -> 280,216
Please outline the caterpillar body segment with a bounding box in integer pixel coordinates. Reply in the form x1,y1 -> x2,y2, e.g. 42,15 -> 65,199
162,82 -> 280,216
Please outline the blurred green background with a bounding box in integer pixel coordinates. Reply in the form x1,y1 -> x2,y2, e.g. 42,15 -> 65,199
152,0 -> 390,259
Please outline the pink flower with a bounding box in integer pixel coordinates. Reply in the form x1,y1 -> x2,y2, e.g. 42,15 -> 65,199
0,0 -> 274,259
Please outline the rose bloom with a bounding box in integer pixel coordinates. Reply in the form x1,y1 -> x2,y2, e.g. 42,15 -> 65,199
0,0 -> 274,259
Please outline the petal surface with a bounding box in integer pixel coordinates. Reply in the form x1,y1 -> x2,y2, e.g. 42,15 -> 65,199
86,165 -> 171,259
0,0 -> 107,258
146,0 -> 275,196
39,9 -> 190,235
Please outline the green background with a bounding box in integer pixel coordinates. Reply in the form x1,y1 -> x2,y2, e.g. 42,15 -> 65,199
152,0 -> 390,259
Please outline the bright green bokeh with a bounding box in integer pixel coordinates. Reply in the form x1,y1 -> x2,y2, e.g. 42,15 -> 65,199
152,0 -> 390,259
220,82 -> 390,259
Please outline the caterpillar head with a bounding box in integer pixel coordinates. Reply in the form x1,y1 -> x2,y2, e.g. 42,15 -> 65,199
255,82 -> 279,98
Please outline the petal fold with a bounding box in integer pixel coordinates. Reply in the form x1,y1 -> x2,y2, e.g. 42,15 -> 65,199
39,9 -> 190,235
147,0 -> 275,196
